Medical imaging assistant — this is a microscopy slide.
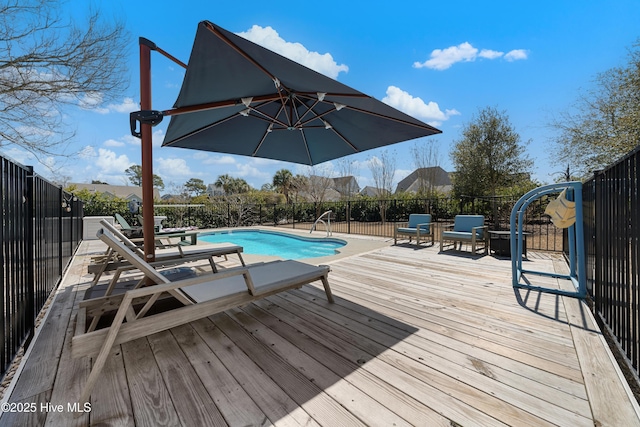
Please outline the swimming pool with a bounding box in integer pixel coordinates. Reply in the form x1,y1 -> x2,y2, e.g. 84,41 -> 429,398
199,229 -> 346,260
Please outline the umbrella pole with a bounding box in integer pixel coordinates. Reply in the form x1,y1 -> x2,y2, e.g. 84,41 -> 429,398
140,38 -> 155,262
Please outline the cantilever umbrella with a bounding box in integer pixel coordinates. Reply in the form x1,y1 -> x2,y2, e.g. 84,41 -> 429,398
131,20 -> 441,258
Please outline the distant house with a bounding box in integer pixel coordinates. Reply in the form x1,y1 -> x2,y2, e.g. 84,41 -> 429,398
70,183 -> 161,212
301,175 -> 360,202
71,183 -> 160,202
206,183 -> 225,197
360,186 -> 391,198
395,167 -> 452,194
331,176 -> 360,198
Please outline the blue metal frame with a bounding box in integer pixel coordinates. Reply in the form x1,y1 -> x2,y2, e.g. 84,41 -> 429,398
510,182 -> 586,298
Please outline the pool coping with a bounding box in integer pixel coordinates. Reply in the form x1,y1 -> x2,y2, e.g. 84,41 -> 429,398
194,226 -> 393,265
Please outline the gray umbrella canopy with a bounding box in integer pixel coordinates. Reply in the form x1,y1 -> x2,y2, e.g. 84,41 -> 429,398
161,21 -> 441,165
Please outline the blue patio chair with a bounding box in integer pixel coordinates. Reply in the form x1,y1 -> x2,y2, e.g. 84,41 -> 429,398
440,215 -> 488,255
394,214 -> 434,246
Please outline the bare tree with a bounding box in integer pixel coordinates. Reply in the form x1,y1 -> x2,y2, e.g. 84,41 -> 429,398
303,165 -> 334,204
0,0 -> 130,161
411,140 -> 442,196
369,149 -> 396,196
336,158 -> 360,200
368,149 -> 396,223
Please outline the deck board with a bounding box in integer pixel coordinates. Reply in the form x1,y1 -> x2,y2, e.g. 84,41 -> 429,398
1,238 -> 639,426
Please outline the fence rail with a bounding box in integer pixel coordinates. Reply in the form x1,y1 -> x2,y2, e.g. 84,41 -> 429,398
153,195 -> 563,251
583,144 -> 640,383
0,155 -> 83,378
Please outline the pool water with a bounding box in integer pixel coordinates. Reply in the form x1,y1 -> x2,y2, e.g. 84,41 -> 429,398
199,229 -> 346,260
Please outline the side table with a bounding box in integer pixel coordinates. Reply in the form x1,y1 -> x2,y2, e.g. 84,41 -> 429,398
488,230 -> 529,258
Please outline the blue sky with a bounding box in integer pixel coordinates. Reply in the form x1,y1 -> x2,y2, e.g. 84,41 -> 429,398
5,0 -> 640,193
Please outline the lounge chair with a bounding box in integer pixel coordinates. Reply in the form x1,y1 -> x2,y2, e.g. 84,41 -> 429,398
114,213 -> 144,238
393,213 -> 434,246
88,219 -> 244,285
440,214 -> 488,255
72,227 -> 333,404
137,214 -> 198,233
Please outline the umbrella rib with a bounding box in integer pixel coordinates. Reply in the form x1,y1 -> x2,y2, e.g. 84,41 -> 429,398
252,126 -> 272,157
204,21 -> 277,82
342,104 -> 440,131
328,126 -> 359,153
163,94 -> 281,117
164,113 -> 242,145
249,103 -> 289,128
299,128 -> 313,165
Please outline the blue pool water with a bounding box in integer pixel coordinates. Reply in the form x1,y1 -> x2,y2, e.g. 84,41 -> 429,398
199,229 -> 346,259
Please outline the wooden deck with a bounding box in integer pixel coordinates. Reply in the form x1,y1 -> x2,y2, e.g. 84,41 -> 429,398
1,238 -> 639,426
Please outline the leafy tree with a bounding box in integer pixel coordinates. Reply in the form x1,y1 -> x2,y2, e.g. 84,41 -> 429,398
91,180 -> 109,184
0,0 -> 129,160
71,188 -> 129,217
272,169 -> 294,203
184,178 -> 206,197
124,165 -> 164,190
214,174 -> 250,195
227,177 -> 251,194
214,174 -> 234,194
550,39 -> 640,177
451,106 -> 532,198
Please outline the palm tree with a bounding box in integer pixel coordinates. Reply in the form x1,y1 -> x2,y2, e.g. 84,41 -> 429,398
272,169 -> 293,203
214,174 -> 234,194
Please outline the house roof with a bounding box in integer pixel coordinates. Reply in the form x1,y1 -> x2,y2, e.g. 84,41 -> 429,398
71,183 -> 160,200
360,186 -> 391,197
395,167 -> 452,193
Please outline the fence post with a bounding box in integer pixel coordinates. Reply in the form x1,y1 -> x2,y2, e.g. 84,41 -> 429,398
227,202 -> 230,227
24,166 -> 35,347
347,201 -> 351,234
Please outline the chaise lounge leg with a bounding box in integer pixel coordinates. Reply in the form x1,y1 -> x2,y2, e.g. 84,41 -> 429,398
320,275 -> 334,303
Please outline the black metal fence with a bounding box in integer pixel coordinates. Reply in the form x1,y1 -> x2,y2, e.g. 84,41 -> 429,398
583,145 -> 640,381
154,195 -> 563,251
0,154 -> 83,377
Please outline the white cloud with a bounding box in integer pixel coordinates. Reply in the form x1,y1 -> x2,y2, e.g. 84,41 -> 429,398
237,25 -> 349,79
479,49 -> 504,59
414,42 -> 478,70
203,155 -> 237,165
505,49 -> 528,61
84,97 -> 138,114
78,92 -> 109,113
155,157 -> 194,179
414,42 -> 528,70
1,147 -> 35,165
107,97 -> 138,113
79,145 -> 96,158
104,139 -> 125,147
123,128 -> 164,147
382,86 -> 460,126
236,162 -> 272,182
95,148 -> 133,174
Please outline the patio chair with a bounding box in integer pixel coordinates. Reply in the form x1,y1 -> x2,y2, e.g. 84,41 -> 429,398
72,227 -> 333,404
440,215 -> 488,255
88,219 -> 244,285
137,214 -> 198,233
114,213 -> 144,238
393,213 -> 434,246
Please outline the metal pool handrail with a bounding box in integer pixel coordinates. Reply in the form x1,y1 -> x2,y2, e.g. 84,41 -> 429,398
311,210 -> 333,237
